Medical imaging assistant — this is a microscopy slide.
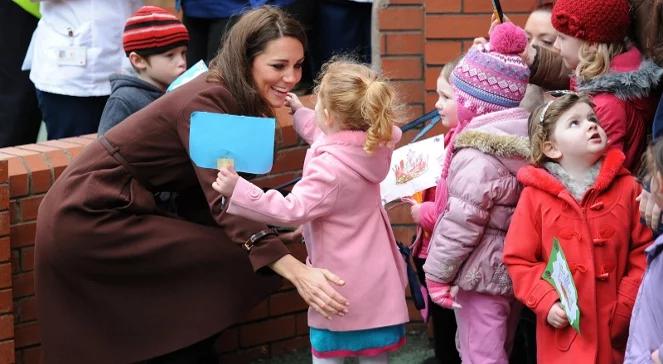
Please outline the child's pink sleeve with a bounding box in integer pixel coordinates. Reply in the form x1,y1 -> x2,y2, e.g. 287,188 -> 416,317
293,107 -> 322,145
503,187 -> 560,318
418,201 -> 437,232
227,153 -> 339,226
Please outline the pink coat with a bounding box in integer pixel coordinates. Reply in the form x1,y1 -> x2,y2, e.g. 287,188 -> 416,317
227,108 -> 409,331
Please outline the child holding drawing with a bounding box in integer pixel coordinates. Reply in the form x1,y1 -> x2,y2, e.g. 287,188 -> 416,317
212,59 -> 408,364
503,93 -> 652,364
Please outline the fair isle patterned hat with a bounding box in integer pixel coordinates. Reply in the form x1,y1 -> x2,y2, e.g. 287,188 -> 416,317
123,6 -> 189,56
451,22 -> 530,118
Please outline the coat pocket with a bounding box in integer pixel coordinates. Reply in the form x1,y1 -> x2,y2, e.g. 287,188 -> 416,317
554,325 -> 577,351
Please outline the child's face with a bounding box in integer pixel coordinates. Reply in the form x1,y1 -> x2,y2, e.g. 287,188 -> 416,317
544,102 -> 607,164
144,45 -> 188,90
434,76 -> 458,129
553,33 -> 583,70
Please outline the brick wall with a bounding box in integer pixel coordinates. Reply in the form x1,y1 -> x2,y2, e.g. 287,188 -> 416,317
0,1 -> 540,362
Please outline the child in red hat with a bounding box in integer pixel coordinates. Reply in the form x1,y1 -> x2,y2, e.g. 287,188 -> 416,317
528,0 -> 663,172
98,6 -> 189,135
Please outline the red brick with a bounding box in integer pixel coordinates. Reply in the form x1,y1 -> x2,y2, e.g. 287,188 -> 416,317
22,156 -> 52,195
14,321 -> 39,348
384,32 -> 424,55
270,336 -> 310,356
426,0 -> 461,12
463,0 -> 535,13
239,316 -> 296,347
20,345 -> 40,364
6,159 -> 28,198
426,14 -> 491,38
15,296 -> 37,323
215,327 -> 239,353
0,160 -> 7,184
243,301 -> 269,321
11,273 -> 33,298
0,340 -> 15,364
0,289 -> 12,314
0,212 -> 8,238
424,41 -> 463,65
58,136 -> 95,146
42,150 -> 71,180
276,125 -> 300,149
393,80 -> 425,104
390,0 -> 423,4
17,196 -> 42,223
0,237 -> 8,263
270,147 -> 307,174
0,315 -> 14,341
269,291 -> 307,316
0,187 -> 7,213
379,7 -> 424,31
398,104 -> 426,127
382,57 -> 423,80
426,90 -> 439,111
10,223 -> 36,249
19,247 -> 34,272
10,251 -> 18,275
0,264 -> 10,290
425,66 -> 443,90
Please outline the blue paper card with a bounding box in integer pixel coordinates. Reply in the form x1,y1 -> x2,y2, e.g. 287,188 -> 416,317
189,112 -> 276,174
167,60 -> 208,92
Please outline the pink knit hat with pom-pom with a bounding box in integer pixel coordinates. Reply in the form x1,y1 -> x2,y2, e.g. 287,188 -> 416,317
451,22 -> 530,120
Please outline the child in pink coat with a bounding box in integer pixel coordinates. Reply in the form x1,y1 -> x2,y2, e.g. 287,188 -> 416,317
212,60 -> 408,364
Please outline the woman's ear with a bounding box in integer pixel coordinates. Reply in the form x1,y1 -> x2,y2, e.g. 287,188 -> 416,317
542,140 -> 562,160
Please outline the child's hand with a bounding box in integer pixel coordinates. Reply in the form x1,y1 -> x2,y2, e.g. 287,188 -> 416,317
285,92 -> 303,114
401,197 -> 422,224
547,302 -> 569,328
211,167 -> 239,197
653,350 -> 661,364
426,278 -> 462,309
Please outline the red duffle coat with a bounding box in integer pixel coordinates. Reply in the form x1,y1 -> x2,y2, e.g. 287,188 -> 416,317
503,149 -> 651,364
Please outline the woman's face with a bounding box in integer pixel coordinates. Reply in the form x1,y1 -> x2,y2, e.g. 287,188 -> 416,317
553,33 -> 583,70
525,10 -> 557,48
251,36 -> 304,108
434,75 -> 458,129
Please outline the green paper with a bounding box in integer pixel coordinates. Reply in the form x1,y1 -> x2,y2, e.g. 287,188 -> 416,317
542,238 -> 581,332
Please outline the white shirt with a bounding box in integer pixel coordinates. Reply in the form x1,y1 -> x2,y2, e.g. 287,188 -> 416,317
23,0 -> 142,97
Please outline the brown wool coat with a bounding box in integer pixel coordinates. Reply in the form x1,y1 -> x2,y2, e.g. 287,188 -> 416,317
35,74 -> 290,363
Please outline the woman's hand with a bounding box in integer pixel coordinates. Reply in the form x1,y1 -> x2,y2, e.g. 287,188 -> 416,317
547,302 -> 569,328
270,255 -> 349,319
637,189 -> 661,231
211,167 -> 239,197
652,350 -> 661,364
285,92 -> 304,114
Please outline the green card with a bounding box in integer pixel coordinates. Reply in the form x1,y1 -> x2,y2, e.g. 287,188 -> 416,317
542,238 -> 580,332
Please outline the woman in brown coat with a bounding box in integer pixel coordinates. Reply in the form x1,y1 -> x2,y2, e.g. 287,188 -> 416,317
34,6 -> 348,364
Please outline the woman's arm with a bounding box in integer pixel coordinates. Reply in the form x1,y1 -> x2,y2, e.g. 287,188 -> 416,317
528,45 -> 572,90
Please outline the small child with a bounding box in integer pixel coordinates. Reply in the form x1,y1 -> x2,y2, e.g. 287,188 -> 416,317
528,0 -> 663,171
421,22 -> 532,364
98,6 -> 189,135
212,59 -> 408,364
504,93 -> 652,364
624,138 -> 663,364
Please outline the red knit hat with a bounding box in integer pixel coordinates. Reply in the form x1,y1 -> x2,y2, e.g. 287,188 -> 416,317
123,6 -> 189,56
551,0 -> 630,43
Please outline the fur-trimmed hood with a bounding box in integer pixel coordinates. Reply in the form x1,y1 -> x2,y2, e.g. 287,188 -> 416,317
454,107 -> 531,175
575,47 -> 663,100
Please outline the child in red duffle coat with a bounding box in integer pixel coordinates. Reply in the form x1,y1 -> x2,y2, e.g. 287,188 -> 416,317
503,93 -> 652,364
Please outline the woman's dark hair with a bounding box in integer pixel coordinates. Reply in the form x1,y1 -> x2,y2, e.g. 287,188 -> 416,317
207,6 -> 307,117
533,0 -> 554,12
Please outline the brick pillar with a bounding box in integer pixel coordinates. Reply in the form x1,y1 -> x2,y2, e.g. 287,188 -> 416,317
0,159 -> 16,364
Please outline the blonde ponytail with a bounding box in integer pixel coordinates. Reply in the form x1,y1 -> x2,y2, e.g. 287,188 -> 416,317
317,58 -> 401,154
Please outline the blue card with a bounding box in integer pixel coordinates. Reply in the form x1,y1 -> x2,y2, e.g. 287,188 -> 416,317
167,60 -> 208,92
189,111 -> 276,174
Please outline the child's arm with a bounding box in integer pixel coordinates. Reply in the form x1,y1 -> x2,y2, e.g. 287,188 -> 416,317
610,181 -> 652,347
503,188 -> 561,318
98,98 -> 134,135
292,107 -> 322,145
423,151 -> 516,283
225,153 -> 339,226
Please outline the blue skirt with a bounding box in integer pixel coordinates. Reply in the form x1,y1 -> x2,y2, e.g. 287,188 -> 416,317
310,324 -> 406,358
